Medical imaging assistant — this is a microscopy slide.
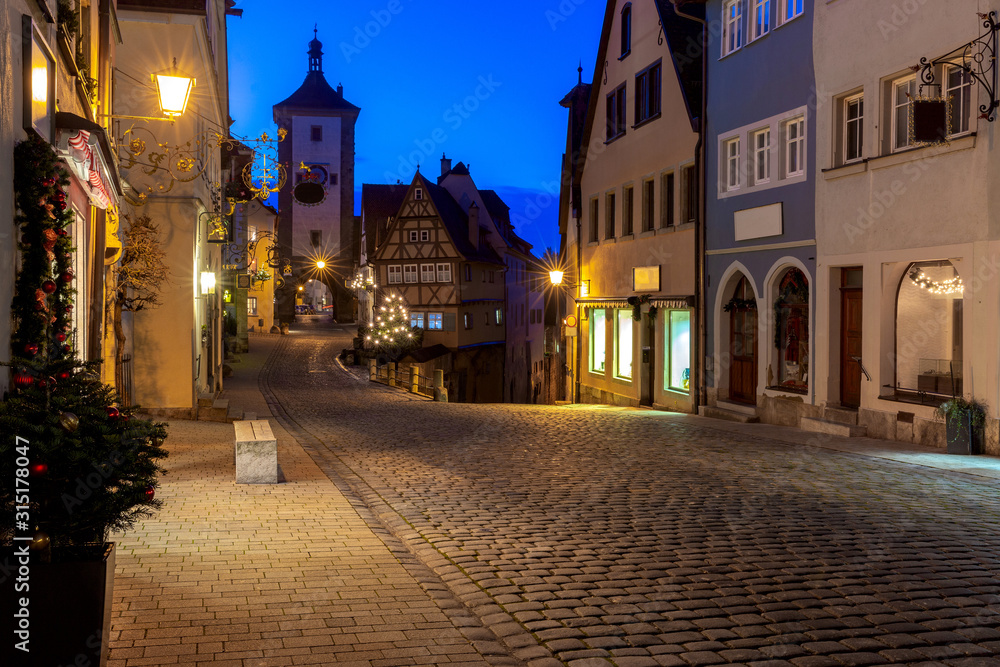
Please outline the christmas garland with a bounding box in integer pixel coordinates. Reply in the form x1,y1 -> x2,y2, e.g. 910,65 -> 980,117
722,297 -> 757,312
1,134 -> 168,551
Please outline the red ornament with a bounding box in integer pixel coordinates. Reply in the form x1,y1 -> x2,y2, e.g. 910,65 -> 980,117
23,343 -> 39,356
56,201 -> 67,211
60,272 -> 73,284
64,304 -> 73,312
61,345 -> 71,355
42,178 -> 56,187
57,371 -> 71,381
57,227 -> 68,236
13,372 -> 33,388
29,462 -> 47,477
56,333 -> 66,342
33,302 -> 45,312
42,280 -> 57,294
54,192 -> 66,201
35,378 -> 47,389
144,486 -> 155,501
106,407 -> 120,419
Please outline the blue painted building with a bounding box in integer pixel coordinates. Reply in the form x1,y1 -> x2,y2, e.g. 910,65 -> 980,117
701,0 -> 817,424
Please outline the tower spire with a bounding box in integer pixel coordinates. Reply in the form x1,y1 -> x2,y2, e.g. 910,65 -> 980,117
308,27 -> 323,73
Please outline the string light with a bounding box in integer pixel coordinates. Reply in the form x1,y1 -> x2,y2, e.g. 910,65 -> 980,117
909,268 -> 964,295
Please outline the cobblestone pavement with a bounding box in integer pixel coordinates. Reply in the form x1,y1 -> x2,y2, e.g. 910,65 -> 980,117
262,319 -> 1000,667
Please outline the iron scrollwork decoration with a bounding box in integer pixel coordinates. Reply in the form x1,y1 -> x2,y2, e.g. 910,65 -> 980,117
658,20 -> 664,46
914,11 -> 1000,123
222,222 -> 289,291
116,126 -> 287,206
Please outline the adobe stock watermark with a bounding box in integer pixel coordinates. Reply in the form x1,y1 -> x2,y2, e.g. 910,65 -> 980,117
877,0 -> 934,40
546,0 -> 588,31
842,152 -> 938,244
383,75 -> 503,184
340,0 -> 411,64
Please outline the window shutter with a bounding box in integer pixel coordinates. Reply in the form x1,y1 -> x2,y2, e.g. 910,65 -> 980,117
443,313 -> 457,332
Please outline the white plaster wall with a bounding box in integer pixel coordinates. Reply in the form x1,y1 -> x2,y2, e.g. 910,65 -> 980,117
290,115 -> 343,259
813,0 -> 1000,430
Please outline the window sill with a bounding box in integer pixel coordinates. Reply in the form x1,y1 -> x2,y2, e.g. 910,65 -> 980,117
604,132 -> 626,146
620,234 -> 635,242
632,113 -> 661,131
618,49 -> 631,61
822,159 -> 868,180
877,391 -> 949,409
665,387 -> 690,396
639,229 -> 656,239
870,133 -> 976,171
765,385 -> 808,396
614,376 -> 634,384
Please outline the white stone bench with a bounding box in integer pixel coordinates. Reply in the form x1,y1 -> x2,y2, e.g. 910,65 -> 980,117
234,419 -> 277,484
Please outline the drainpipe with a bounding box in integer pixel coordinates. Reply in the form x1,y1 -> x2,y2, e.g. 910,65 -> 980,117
575,211 -> 583,404
670,1 -> 708,413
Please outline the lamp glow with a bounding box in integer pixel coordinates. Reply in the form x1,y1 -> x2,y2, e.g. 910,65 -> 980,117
549,270 -> 565,286
316,260 -> 326,269
199,272 -> 216,295
31,67 -> 48,104
154,59 -> 195,118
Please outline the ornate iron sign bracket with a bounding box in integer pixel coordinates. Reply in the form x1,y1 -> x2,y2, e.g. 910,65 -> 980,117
915,12 -> 1000,122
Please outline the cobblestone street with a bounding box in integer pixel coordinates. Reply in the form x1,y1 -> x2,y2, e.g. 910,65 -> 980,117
258,319 -> 1000,666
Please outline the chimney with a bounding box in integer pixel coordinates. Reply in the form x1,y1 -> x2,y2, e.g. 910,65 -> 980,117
337,83 -> 344,96
441,153 -> 452,177
468,202 -> 479,249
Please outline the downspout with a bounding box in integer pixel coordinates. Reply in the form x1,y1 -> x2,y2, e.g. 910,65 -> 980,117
670,1 -> 708,413
575,209 -> 583,404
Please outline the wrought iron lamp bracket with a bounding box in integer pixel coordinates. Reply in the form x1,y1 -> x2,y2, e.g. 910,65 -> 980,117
915,11 -> 1000,122
223,229 -> 289,290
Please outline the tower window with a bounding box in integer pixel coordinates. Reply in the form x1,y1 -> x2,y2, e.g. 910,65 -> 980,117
311,126 -> 322,142
310,230 -> 321,248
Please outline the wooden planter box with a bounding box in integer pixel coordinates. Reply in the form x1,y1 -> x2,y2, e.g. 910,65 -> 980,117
946,414 -> 984,455
3,543 -> 115,667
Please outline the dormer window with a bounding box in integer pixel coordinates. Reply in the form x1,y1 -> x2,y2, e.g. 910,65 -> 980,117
620,3 -> 632,59
414,188 -> 423,201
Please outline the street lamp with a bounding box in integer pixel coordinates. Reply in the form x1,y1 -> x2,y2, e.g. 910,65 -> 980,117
154,59 -> 195,118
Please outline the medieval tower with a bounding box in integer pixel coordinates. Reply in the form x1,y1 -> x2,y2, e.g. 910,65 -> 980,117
273,29 -> 360,322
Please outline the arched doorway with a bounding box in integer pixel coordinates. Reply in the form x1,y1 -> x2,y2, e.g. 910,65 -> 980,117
727,276 -> 757,405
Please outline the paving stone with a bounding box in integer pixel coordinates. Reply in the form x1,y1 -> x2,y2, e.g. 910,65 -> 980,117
112,322 -> 1000,667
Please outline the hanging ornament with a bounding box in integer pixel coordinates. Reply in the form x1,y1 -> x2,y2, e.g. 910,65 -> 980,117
35,377 -> 48,389
59,412 -> 80,432
106,407 -> 120,419
29,531 -> 50,551
64,304 -> 73,312
42,280 -> 57,294
42,177 -> 56,187
57,370 -> 71,381
56,226 -> 68,236
13,371 -> 33,388
56,333 -> 66,342
60,271 -> 73,284
23,343 -> 39,356
144,486 -> 155,501
29,462 -> 48,477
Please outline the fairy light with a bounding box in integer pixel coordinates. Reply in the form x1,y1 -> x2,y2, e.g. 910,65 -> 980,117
909,268 -> 964,295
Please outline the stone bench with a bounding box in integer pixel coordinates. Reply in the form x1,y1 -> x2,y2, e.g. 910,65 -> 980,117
234,419 -> 277,484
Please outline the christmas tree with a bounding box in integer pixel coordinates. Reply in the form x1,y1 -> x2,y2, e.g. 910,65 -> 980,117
363,293 -> 422,357
0,134 -> 168,554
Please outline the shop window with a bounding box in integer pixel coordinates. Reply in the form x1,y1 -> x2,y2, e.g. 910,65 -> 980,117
590,309 -> 606,374
773,268 -> 809,392
615,309 -> 633,381
666,311 -> 691,393
895,260 -> 964,399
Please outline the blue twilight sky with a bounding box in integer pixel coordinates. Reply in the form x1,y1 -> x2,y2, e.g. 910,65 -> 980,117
227,0 -> 607,257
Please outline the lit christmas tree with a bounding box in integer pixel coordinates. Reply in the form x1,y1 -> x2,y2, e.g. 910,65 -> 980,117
364,293 -> 421,357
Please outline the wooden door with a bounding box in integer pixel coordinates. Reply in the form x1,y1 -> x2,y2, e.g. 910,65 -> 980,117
728,277 -> 757,405
840,269 -> 863,408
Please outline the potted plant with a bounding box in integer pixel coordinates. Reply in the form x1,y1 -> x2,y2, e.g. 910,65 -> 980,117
936,396 -> 988,455
1,135 -> 168,667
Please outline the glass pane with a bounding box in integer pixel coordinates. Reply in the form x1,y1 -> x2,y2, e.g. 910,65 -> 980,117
667,311 -> 691,392
591,310 -> 606,373
896,261 -> 964,393
616,310 -> 633,380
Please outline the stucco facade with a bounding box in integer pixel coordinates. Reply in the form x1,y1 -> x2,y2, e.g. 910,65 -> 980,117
702,0 -> 818,426
814,0 -> 1000,452
566,0 -> 702,413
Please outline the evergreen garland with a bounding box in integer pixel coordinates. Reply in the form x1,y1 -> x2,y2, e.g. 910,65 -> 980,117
1,134 -> 168,553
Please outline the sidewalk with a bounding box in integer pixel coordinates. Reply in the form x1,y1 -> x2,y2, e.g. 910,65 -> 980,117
107,335 -> 501,667
558,403 -> 1000,482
